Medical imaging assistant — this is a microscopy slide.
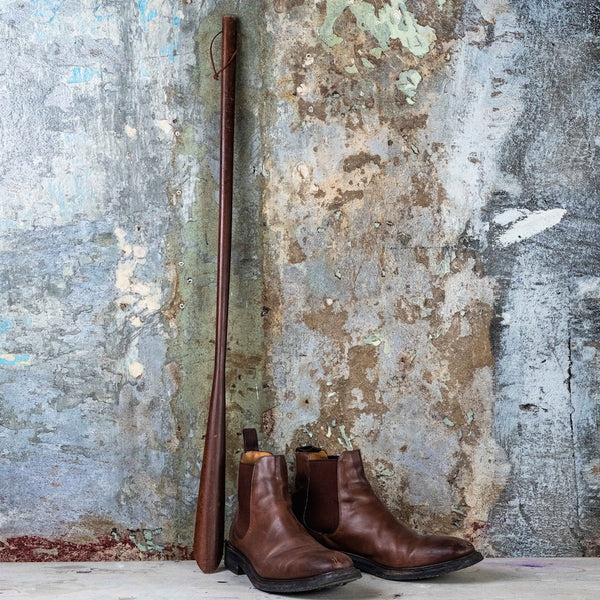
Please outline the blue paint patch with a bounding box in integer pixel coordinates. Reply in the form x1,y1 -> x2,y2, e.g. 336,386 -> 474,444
0,354 -> 31,365
63,133 -> 90,148
138,0 -> 158,30
45,174 -> 92,215
30,0 -> 62,24
0,220 -> 17,230
172,7 -> 181,27
94,5 -> 113,21
63,133 -> 89,166
0,317 -> 13,334
23,315 -> 33,327
140,59 -> 150,78
161,39 -> 179,63
67,67 -> 100,84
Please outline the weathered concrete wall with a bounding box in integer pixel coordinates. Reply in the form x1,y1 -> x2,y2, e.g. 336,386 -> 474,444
0,0 -> 264,559
259,0 -> 599,558
0,0 -> 598,560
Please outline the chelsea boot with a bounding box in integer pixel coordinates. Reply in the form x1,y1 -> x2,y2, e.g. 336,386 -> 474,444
225,429 -> 361,593
293,444 -> 483,580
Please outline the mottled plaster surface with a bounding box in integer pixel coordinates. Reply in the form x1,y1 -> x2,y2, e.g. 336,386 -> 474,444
0,0 -> 264,559
260,0 -> 599,558
0,0 -> 598,560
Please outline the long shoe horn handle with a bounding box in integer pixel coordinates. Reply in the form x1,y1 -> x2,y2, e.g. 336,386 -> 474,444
193,14 -> 237,574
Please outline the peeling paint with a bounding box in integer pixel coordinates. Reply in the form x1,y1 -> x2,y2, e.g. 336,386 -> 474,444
337,424 -> 354,450
466,409 -> 474,425
396,69 -> 422,104
0,531 -> 188,561
0,353 -> 31,366
125,125 -> 138,138
319,0 -> 437,58
67,67 -> 101,84
361,57 -> 375,68
0,0 -> 265,558
1,0 -> 598,561
260,0 -> 600,560
362,333 -> 390,355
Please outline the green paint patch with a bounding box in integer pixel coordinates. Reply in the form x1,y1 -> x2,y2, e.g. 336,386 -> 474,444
434,247 -> 456,277
363,334 -> 383,347
361,57 -> 375,68
337,424 -> 354,450
326,420 -> 337,439
129,528 -> 164,553
443,417 -> 455,427
319,0 -> 436,59
396,69 -> 422,104
376,467 -> 394,477
362,333 -> 390,355
319,0 -> 352,47
345,63 -> 359,74
302,426 -> 314,438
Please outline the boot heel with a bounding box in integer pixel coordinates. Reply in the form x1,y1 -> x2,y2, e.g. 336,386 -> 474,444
224,542 -> 245,575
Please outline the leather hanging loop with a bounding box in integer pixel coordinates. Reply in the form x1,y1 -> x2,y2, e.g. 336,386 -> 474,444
210,30 -> 240,80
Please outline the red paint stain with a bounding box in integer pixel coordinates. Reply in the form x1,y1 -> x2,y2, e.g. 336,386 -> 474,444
0,533 -> 191,562
464,520 -> 489,543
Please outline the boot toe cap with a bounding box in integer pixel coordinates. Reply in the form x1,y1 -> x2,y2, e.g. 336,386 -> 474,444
329,549 -> 355,570
307,548 -> 354,573
418,535 -> 476,565
270,545 -> 354,579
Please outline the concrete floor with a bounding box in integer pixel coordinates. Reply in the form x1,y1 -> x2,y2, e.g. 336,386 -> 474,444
0,558 -> 598,599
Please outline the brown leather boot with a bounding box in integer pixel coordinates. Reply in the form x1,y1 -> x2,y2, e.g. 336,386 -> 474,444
225,430 -> 361,593
293,444 -> 483,580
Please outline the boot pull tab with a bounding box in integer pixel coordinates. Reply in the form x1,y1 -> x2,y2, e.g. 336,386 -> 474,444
243,428 -> 259,452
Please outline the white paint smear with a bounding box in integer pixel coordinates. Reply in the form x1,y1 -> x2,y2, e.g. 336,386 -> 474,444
130,315 -> 144,327
156,119 -> 172,134
576,277 -> 600,298
114,227 -> 161,314
115,261 -> 135,291
494,208 -> 528,226
133,245 -> 147,258
128,360 -> 144,379
497,208 -> 566,246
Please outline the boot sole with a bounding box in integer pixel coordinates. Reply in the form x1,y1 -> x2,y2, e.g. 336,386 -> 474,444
225,541 -> 362,593
344,549 -> 484,580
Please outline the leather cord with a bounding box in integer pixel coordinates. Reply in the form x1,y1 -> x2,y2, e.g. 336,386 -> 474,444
210,30 -> 240,80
